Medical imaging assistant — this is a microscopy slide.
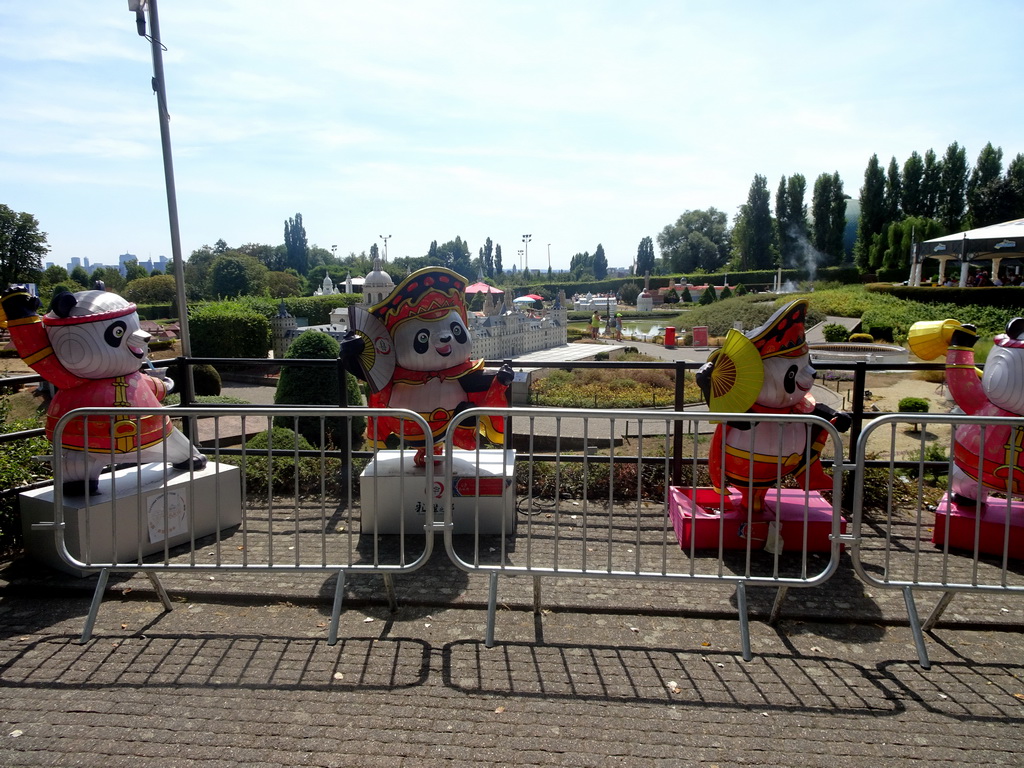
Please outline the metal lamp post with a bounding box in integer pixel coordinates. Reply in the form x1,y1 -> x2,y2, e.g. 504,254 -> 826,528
127,0 -> 192,360
379,234 -> 391,263
522,234 -> 532,273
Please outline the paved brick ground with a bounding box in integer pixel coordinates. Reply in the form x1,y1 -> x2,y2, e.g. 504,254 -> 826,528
0,550 -> 1022,768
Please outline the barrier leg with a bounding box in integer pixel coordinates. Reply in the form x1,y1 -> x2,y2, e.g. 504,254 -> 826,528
328,570 -> 346,646
736,583 -> 752,662
922,591 -> 955,632
532,575 -> 542,615
383,573 -> 398,613
80,568 -> 111,644
146,571 -> 174,613
768,586 -> 789,625
903,586 -> 931,669
485,571 -> 499,648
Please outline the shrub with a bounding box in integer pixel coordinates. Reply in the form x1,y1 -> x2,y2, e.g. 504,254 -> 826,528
719,285 -> 733,301
189,303 -> 271,361
680,287 -> 693,303
697,286 -> 717,305
166,362 -> 222,398
822,323 -> 849,343
848,332 -> 874,344
663,288 -> 679,304
898,396 -> 929,433
0,396 -> 51,555
734,284 -> 748,297
619,282 -> 641,305
224,427 -> 342,497
274,330 -> 366,452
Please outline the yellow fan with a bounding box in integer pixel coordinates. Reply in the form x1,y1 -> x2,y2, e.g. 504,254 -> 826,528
707,329 -> 764,413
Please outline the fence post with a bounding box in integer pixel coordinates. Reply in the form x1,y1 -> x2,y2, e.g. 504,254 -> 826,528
672,360 -> 686,486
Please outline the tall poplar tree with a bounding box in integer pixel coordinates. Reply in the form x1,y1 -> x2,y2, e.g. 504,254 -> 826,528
592,243 -> 608,279
635,236 -> 655,276
967,142 -> 1004,227
921,149 -> 942,220
938,142 -> 968,232
854,155 -> 887,270
902,151 -> 925,217
884,157 -> 902,222
775,174 -> 808,268
283,213 -> 309,275
811,171 -> 847,265
731,174 -> 776,271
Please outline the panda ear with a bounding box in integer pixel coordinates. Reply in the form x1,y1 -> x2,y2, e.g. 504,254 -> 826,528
50,291 -> 77,319
1007,318 -> 1024,340
92,280 -> 106,291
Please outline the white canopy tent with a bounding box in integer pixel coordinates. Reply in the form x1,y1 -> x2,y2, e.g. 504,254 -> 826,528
917,217 -> 1024,286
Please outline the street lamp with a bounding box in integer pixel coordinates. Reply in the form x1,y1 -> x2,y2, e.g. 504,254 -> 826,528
379,234 -> 391,263
547,243 -> 551,272
126,0 -> 191,363
522,234 -> 532,272
518,250 -> 524,271
331,244 -> 337,261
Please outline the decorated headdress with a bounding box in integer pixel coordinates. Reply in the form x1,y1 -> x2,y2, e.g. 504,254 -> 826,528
370,267 -> 468,332
747,299 -> 809,359
698,299 -> 809,413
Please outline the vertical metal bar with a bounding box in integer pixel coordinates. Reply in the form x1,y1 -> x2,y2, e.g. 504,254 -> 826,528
672,361 -> 685,486
485,571 -> 499,648
80,568 -> 111,644
328,570 -> 346,646
736,582 -> 752,662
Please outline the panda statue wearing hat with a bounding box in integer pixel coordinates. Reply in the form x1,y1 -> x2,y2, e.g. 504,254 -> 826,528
0,283 -> 206,496
696,299 -> 850,551
341,267 -> 513,467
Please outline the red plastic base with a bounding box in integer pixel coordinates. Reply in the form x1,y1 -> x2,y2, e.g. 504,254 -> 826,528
932,494 -> 1024,558
668,487 -> 843,553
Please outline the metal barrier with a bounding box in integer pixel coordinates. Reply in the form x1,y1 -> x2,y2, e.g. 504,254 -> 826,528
38,406 -> 436,644
443,407 -> 849,661
851,412 -> 1024,668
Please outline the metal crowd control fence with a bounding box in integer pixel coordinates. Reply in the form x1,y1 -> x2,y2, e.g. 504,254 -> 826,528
851,412 -> 1024,669
38,406 -> 436,644
443,407 -> 849,661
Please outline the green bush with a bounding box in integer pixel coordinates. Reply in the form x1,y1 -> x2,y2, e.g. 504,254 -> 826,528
898,397 -> 929,413
224,427 -> 342,497
274,330 -> 366,452
822,323 -> 848,343
0,396 -> 51,555
719,285 -> 733,301
189,303 -> 271,361
848,333 -> 874,344
166,362 -> 221,398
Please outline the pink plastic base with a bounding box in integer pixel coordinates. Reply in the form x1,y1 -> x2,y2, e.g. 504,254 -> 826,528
933,493 -> 1024,558
668,487 -> 843,552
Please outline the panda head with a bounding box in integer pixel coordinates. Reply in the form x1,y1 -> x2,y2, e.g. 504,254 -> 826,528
757,351 -> 816,409
982,317 -> 1024,414
391,308 -> 472,372
43,288 -> 150,379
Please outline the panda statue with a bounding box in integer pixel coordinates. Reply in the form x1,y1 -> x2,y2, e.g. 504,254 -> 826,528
0,283 -> 206,496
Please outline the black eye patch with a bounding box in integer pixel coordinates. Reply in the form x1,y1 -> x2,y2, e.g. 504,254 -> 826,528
450,321 -> 468,344
413,329 -> 430,354
104,321 -> 127,348
783,365 -> 798,394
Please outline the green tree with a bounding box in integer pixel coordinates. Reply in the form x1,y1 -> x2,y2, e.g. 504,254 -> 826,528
698,285 -> 717,305
70,264 -> 90,286
208,253 -> 269,298
775,174 -> 808,268
884,157 -> 902,222
267,270 -> 303,298
921,149 -> 942,219
284,213 -> 309,275
854,155 -> 887,270
938,141 -> 968,232
570,251 -> 593,279
0,205 -> 48,287
90,266 -> 126,294
902,151 -> 925,217
123,258 -> 148,282
592,243 -> 608,279
124,274 -> 177,304
41,264 -> 69,288
657,208 -> 729,273
635,236 -> 656,277
731,174 -> 776,270
967,142 -> 1005,227
495,243 -> 503,276
811,171 -> 847,265
239,242 -> 287,272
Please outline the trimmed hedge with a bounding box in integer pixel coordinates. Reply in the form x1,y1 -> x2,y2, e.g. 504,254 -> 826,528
188,302 -> 271,360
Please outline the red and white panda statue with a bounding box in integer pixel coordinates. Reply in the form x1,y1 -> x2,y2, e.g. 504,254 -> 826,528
342,267 -> 512,467
0,283 -> 206,496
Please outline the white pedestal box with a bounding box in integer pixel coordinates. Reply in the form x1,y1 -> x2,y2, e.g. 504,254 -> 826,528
19,462 -> 243,577
360,449 -> 516,535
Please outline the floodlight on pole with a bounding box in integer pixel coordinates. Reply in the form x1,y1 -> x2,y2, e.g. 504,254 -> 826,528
379,234 -> 391,263
522,234 -> 532,272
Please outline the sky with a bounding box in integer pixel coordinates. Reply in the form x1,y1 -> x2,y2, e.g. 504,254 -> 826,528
1,1 -> 1022,276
